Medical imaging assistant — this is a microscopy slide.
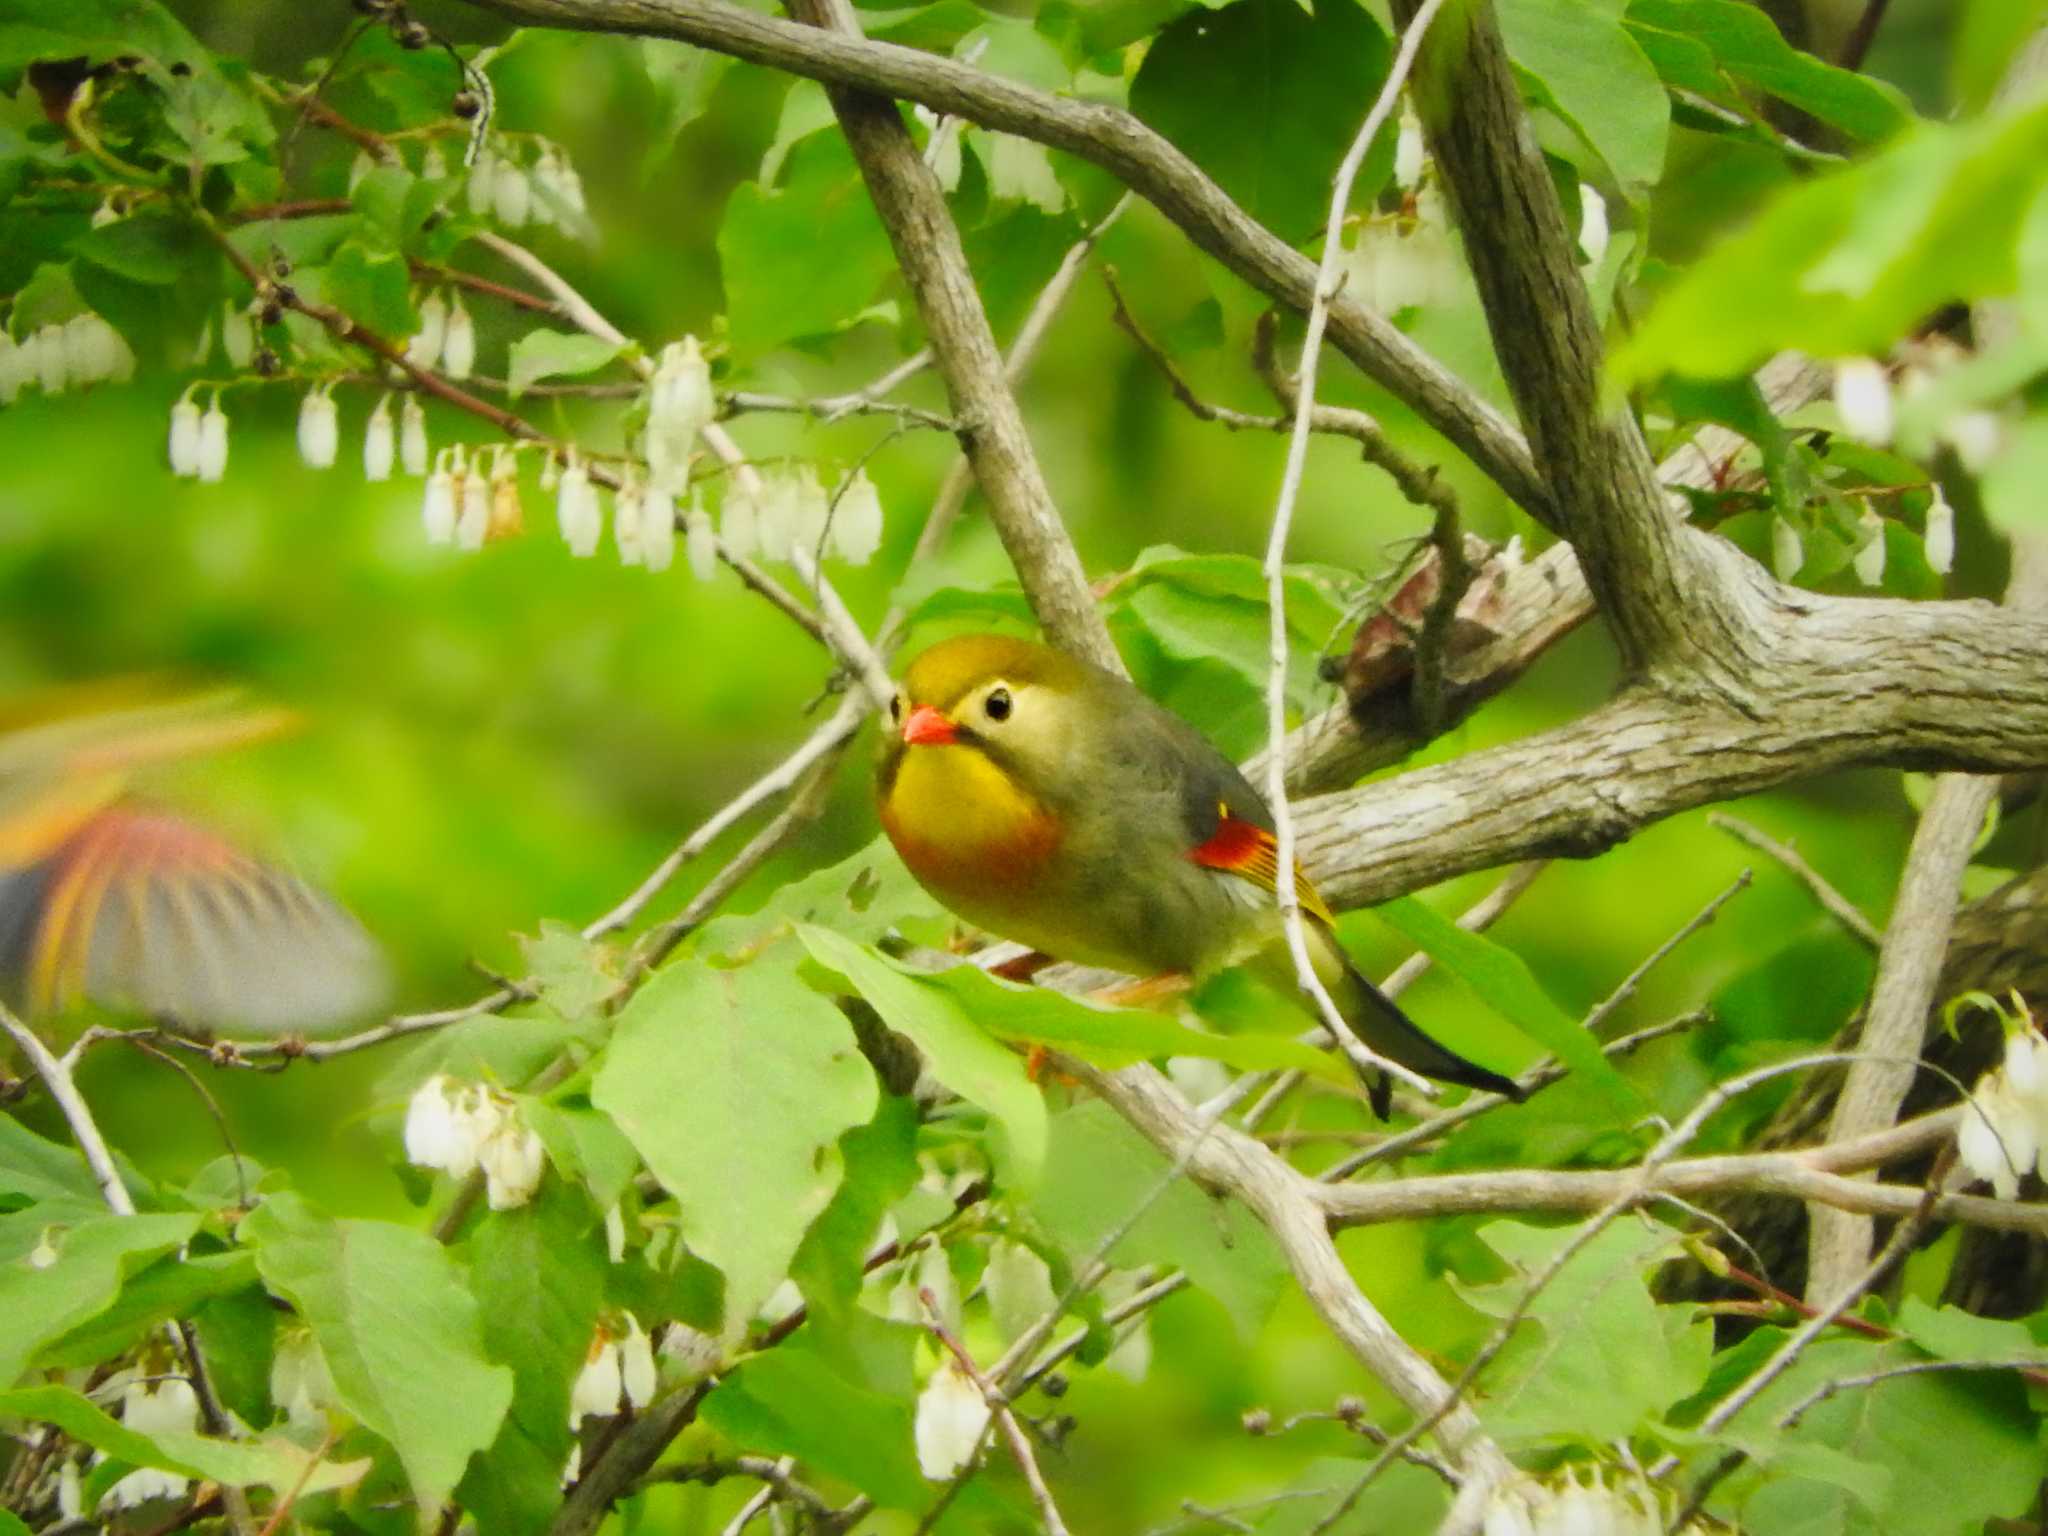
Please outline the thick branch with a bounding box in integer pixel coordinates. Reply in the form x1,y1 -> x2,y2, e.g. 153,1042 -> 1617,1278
461,0 -> 1547,519
1388,0 -> 1741,684
1292,591 -> 2048,912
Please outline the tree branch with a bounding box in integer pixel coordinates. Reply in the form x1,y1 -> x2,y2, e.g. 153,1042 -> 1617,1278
459,0 -> 1547,519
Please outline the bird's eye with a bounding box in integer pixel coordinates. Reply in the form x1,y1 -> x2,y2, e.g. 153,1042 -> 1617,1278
983,687 -> 1012,722
889,693 -> 902,723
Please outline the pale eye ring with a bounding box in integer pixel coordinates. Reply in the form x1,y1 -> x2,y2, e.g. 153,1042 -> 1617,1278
983,687 -> 1012,722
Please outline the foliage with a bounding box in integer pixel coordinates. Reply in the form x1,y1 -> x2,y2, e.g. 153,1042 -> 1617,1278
0,0 -> 2045,1532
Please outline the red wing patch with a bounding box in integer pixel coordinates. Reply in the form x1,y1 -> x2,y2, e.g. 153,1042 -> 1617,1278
1189,805 -> 1334,925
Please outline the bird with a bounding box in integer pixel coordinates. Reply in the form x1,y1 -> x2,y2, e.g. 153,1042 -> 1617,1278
874,633 -> 1523,1118
0,682 -> 387,1038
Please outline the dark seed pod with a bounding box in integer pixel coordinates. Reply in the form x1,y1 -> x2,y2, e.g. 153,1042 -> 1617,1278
1038,1372 -> 1068,1399
270,253 -> 292,280
1241,1408 -> 1272,1436
273,284 -> 298,310
259,299 -> 284,328
394,19 -> 431,49
253,346 -> 281,377
451,89 -> 481,120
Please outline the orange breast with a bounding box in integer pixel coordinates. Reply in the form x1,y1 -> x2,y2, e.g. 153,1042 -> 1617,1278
878,745 -> 1064,905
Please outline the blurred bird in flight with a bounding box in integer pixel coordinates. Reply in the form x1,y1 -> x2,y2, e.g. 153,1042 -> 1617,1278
0,682 -> 386,1038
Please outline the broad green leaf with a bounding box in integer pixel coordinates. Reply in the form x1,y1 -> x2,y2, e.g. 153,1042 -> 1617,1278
242,1193 -> 512,1514
1028,1100 -> 1288,1338
505,328 -> 627,398
0,1116 -> 107,1207
1953,0 -> 2048,115
592,957 -> 877,1334
639,40 -> 735,155
1500,0 -> 1669,192
1894,1296 -> 2044,1363
1452,1216 -> 1711,1443
921,955 -> 1353,1083
1367,895 -> 1640,1113
1696,1335 -> 2039,1536
0,1208 -> 199,1387
40,1249 -> 258,1369
719,136 -> 896,359
1130,0 -> 1393,245
522,1100 -> 640,1210
322,240 -> 416,343
69,209 -> 205,286
791,1094 -> 921,1318
699,833 -> 945,959
701,1334 -> 928,1511
0,1384 -> 368,1495
1624,0 -> 1909,145
1615,98 -> 2048,385
1983,417 -> 2048,534
796,924 -> 1047,1186
457,1182 -> 606,1536
518,919 -> 625,1025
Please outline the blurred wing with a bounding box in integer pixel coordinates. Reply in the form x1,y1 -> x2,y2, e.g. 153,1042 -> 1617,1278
18,806 -> 386,1036
1188,807 -> 1336,926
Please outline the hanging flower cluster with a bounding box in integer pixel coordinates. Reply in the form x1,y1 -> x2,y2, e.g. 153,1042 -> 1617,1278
912,1358 -> 990,1480
1483,1467 -> 1693,1536
568,1314 -> 659,1429
404,290 -> 477,379
403,1073 -> 548,1209
103,1376 -> 201,1510
1956,1005 -> 2048,1201
0,311 -> 134,404
466,137 -> 588,234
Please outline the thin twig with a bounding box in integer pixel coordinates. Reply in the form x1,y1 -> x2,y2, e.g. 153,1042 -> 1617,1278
921,1293 -> 1072,1536
1262,0 -> 1451,1102
1707,813 -> 1879,947
724,390 -> 954,431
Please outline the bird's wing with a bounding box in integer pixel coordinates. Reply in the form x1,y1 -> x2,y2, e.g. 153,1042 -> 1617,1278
1186,801 -> 1337,927
18,805 -> 386,1035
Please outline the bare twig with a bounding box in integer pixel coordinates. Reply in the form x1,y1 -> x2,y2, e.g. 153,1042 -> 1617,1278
1805,775 -> 1996,1300
1262,0 -> 1452,1102
1708,813 -> 1880,948
922,1292 -> 1072,1536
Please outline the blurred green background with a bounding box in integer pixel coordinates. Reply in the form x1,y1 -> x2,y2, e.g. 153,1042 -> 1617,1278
0,0 -> 2019,1527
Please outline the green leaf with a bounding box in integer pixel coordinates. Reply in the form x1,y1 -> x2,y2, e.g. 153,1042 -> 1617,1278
1367,895 -> 1640,1113
592,956 -> 878,1334
639,40 -> 736,157
457,1181 -> 607,1536
69,209 -> 205,286
241,1193 -> 512,1514
701,1334 -> 929,1511
1027,1100 -> 1287,1338
504,329 -> 628,398
522,1100 -> 640,1210
40,1249 -> 258,1369
322,240 -> 417,343
0,1384 -> 368,1494
518,919 -> 624,1026
698,832 -> 945,959
796,924 -> 1047,1187
1952,0 -> 2048,115
0,1116 -> 107,1207
918,955 -> 1353,1083
719,135 -> 896,359
1130,0 -> 1392,245
791,1094 -> 922,1318
1500,0 -> 1669,192
1452,1216 -> 1711,1443
1614,98 -> 2048,385
0,1208 -> 200,1386
1624,0 -> 1910,145
1894,1296 -> 2044,1364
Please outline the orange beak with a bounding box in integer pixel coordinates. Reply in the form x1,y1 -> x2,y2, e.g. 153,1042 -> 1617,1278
902,704 -> 957,746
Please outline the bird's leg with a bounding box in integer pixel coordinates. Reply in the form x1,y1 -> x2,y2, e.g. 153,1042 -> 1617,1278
1090,971 -> 1192,1010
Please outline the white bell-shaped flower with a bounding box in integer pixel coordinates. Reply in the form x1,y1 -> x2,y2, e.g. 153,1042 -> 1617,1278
685,494 -> 718,581
466,147 -> 498,218
1577,186 -> 1610,269
558,458 -> 602,558
645,335 -> 715,488
269,1326 -> 338,1435
33,324 -> 67,394
1394,103 -> 1425,191
830,468 -> 884,564
456,455 -> 490,551
793,464 -> 831,556
400,394 -> 429,476
754,469 -> 800,563
196,396 -> 230,482
491,156 -> 532,227
618,1314 -> 658,1408
422,454 -> 459,546
298,386 -> 340,469
168,393 -> 203,477
1923,492 -> 1954,575
479,1107 -> 546,1210
913,1359 -> 990,1480
442,292 -> 477,381
222,301 -> 256,370
720,481 -> 758,560
569,1332 -> 624,1427
364,394 -> 396,481
406,292 -> 449,370
1852,504 -> 1887,587
1833,356 -> 1893,446
614,477 -> 645,567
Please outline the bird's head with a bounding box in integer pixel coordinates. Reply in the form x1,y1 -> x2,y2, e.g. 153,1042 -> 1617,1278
876,634 -> 1098,814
